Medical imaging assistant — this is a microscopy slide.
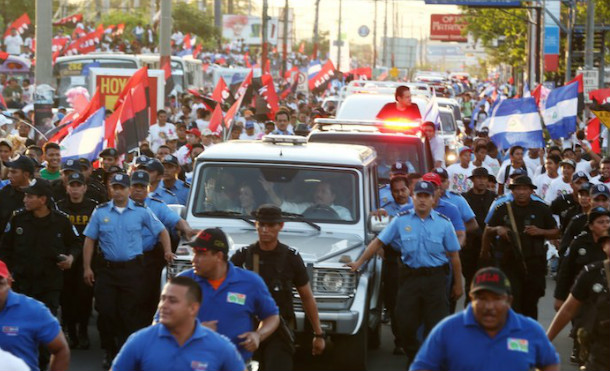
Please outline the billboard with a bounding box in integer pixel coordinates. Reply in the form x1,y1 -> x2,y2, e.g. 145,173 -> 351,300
425,0 -> 522,7
430,14 -> 467,42
222,15 -> 279,45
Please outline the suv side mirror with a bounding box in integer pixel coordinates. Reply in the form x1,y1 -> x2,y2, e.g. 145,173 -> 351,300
368,214 -> 391,233
168,204 -> 187,219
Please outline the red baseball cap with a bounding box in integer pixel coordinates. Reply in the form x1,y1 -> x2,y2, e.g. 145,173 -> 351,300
186,128 -> 202,137
0,259 -> 10,279
422,172 -> 441,187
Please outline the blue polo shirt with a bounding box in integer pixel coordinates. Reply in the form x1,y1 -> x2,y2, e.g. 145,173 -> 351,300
378,209 -> 460,268
0,291 -> 61,371
410,305 -> 560,371
163,179 -> 190,205
112,319 -> 245,371
381,198 -> 412,217
441,191 -> 476,223
83,199 -> 165,261
142,197 -> 181,252
149,184 -> 180,205
401,199 -> 465,232
379,184 -> 393,206
178,263 -> 279,361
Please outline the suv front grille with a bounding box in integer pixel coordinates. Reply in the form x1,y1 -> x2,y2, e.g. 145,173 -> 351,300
167,260 -> 192,279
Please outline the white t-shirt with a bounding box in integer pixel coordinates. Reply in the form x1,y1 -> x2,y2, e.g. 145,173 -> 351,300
446,162 -> 476,193
575,159 -> 593,175
523,155 -> 543,176
4,34 -> 23,55
195,119 -> 209,132
148,122 -> 177,153
429,136 -> 445,167
239,132 -> 258,140
483,155 -> 501,177
544,177 -> 573,204
533,172 -> 559,200
496,163 -> 528,185
0,347 -> 30,371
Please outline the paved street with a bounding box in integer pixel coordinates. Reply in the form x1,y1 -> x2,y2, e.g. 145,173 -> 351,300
70,276 -> 578,371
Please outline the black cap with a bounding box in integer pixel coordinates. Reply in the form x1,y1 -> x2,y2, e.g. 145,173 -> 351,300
135,155 -> 150,167
107,165 -> 124,175
591,184 -> 610,198
588,206 -> 610,225
22,178 -> 52,197
99,148 -> 119,158
431,167 -> 448,179
468,167 -> 490,179
413,181 -> 435,195
577,182 -> 592,194
508,168 -> 527,179
508,176 -> 537,189
61,159 -> 81,172
470,267 -> 512,295
130,170 -> 150,186
67,172 -> 85,185
161,154 -> 179,166
572,171 -> 589,182
78,158 -> 92,169
390,161 -> 408,176
560,159 -> 576,169
144,159 -> 165,174
187,228 -> 229,254
109,173 -> 130,188
4,155 -> 35,174
252,204 -> 283,223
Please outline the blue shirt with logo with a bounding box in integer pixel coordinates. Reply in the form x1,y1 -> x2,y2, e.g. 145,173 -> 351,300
163,179 -> 190,206
0,291 -> 61,371
378,209 -> 460,268
112,319 -> 246,371
142,197 -> 181,252
400,199 -> 465,232
84,199 -> 165,261
178,262 -> 279,361
484,194 -> 545,224
410,305 -> 560,371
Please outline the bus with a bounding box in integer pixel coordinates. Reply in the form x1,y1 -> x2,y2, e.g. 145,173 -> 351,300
137,54 -> 203,94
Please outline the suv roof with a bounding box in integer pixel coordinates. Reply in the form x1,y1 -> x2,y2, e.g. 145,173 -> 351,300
196,139 -> 376,167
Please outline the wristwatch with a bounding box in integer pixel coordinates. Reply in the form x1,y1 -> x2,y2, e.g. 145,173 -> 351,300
313,331 -> 327,339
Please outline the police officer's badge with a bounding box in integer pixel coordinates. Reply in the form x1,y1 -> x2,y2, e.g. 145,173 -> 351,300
103,218 -> 110,223
592,283 -> 603,293
578,248 -> 586,256
16,227 -> 23,235
405,226 -> 412,232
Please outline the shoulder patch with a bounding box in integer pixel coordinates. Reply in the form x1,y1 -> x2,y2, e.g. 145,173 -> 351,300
53,209 -> 70,219
163,189 -> 176,196
134,201 -> 146,207
287,246 -> 298,255
12,208 -> 27,217
397,209 -> 413,217
96,201 -> 111,209
436,212 -> 451,221
149,197 -> 164,203
183,182 -> 191,188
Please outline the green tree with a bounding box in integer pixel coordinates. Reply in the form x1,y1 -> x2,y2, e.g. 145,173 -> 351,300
172,2 -> 219,49
0,0 -> 35,33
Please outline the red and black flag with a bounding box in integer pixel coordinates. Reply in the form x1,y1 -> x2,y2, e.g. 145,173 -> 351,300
212,77 -> 229,105
254,74 -> 280,120
161,59 -> 174,106
308,60 -> 338,94
228,69 -> 253,106
567,73 -> 584,114
114,66 -> 150,112
4,13 -> 30,37
107,83 -> 149,154
0,52 -> 9,65
49,88 -> 102,143
52,13 -> 83,27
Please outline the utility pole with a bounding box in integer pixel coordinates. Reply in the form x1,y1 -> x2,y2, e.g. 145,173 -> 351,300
215,0 -> 222,48
337,0 -> 343,71
584,0 -> 595,68
564,0 -> 575,81
383,0 -> 388,66
313,0 -> 321,60
261,0 -> 269,75
282,0 -> 289,77
35,0 -> 53,86
160,0 -> 171,68
373,0 -> 377,69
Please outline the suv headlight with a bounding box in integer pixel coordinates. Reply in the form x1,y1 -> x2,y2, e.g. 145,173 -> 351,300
313,269 -> 357,295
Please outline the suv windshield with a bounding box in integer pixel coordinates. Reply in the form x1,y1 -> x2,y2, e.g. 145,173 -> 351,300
440,111 -> 457,134
193,165 -> 359,223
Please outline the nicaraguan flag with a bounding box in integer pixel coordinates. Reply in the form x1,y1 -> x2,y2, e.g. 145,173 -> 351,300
523,82 -> 531,98
308,60 -> 322,80
59,107 -> 106,162
542,82 -> 578,139
423,91 -> 441,128
488,97 -> 544,151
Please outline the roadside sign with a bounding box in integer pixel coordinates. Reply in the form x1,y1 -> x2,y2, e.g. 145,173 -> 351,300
358,25 -> 370,38
389,67 -> 399,78
581,69 -> 599,104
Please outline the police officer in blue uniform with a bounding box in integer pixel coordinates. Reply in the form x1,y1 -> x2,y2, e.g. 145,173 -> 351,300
379,161 -> 411,206
112,276 -> 246,371
143,159 -> 179,204
178,228 -> 280,364
161,154 -> 190,205
82,173 -> 172,365
432,167 -> 478,233
129,170 -> 196,320
349,180 -> 463,365
0,260 -> 71,371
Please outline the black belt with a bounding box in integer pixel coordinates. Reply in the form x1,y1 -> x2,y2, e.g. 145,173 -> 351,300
102,255 -> 143,269
402,264 -> 449,276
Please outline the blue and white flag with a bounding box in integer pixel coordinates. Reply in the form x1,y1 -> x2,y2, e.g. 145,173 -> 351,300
488,97 -> 544,151
422,91 -> 441,128
542,82 -> 578,139
307,60 -> 322,80
59,107 -> 106,162
523,82 -> 531,98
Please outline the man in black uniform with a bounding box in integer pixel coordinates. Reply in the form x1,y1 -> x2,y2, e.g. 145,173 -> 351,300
231,205 -> 325,371
551,171 -> 589,230
561,182 -> 592,233
482,176 -> 559,319
51,159 -> 82,202
461,167 -> 496,302
0,178 -> 80,314
0,155 -> 34,239
57,172 -> 98,349
93,147 -> 120,182
78,158 -> 108,203
548,234 -> 610,371
560,184 -> 610,257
